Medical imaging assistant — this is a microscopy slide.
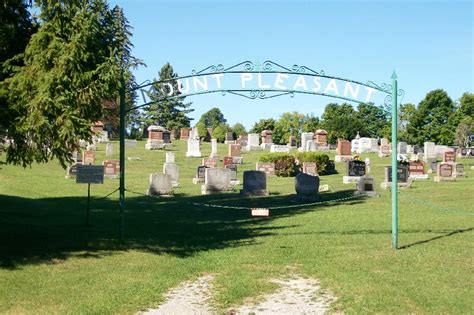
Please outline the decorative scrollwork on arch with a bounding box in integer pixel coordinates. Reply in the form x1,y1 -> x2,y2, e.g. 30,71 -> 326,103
366,80 -> 392,94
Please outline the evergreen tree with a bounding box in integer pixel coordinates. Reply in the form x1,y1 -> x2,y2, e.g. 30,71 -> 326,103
142,62 -> 193,131
3,0 -> 140,167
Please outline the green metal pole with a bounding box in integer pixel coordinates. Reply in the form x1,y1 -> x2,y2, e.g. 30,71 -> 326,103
119,71 -> 126,241
391,71 -> 398,249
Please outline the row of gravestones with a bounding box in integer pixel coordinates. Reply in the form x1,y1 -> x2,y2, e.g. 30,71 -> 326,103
342,151 -> 466,194
65,150 -> 119,179
149,168 -> 322,200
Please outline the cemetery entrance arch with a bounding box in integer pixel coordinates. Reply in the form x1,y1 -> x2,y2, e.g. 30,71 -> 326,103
118,60 -> 404,249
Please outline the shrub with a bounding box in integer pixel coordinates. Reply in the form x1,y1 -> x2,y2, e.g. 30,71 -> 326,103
295,152 -> 330,174
259,153 -> 297,177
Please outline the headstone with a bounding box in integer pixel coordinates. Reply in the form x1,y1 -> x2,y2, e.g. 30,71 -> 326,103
365,158 -> 371,173
314,129 -> 328,147
256,162 -> 275,176
302,162 -> 318,176
385,166 -> 409,183
270,144 -> 290,153
210,138 -> 219,159
65,164 -> 78,179
398,142 -> 407,154
98,131 -> 109,143
147,173 -> 173,196
193,166 -> 208,184
406,145 -> 413,154
305,140 -> 317,152
72,151 -> 82,164
351,132 -> 360,152
105,142 -> 113,157
224,132 -> 234,144
223,156 -> 234,167
357,137 -> 378,153
413,145 -> 419,154
225,164 -> 239,185
82,150 -> 95,165
294,173 -> 320,199
289,136 -> 297,148
423,142 -> 436,162
201,168 -> 232,195
103,160 -> 119,179
343,160 -> 365,184
125,139 -> 137,148
91,121 -> 104,135
379,144 -> 391,158
381,165 -> 411,189
434,163 -> 455,182
299,132 -> 314,152
355,176 -> 377,196
443,151 -> 456,163
180,128 -> 190,140
166,152 -> 175,164
247,133 -> 260,151
186,127 -> 201,157
240,170 -> 269,197
163,162 -> 179,187
435,145 -> 450,157
229,144 -> 241,157
409,160 -> 428,180
380,138 -> 389,146
335,139 -> 351,162
146,125 -> 169,150
260,130 -> 273,148
453,163 -> 465,177
202,157 -> 218,168
238,135 -> 248,148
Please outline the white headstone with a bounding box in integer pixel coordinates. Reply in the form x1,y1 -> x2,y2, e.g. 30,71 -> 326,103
147,173 -> 173,196
166,152 -> 175,164
186,127 -> 201,157
105,143 -> 113,157
210,138 -> 218,158
270,144 -> 290,153
163,163 -> 179,187
424,142 -> 436,162
246,133 -> 260,151
305,140 -> 317,152
300,132 -> 314,151
201,168 -> 232,194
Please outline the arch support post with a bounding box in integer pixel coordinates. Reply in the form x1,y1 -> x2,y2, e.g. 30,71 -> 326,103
391,71 -> 398,249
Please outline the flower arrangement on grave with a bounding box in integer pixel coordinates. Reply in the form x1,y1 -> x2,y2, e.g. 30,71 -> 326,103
353,154 -> 361,161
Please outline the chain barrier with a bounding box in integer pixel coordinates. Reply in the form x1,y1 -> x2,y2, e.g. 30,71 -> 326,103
96,188 -> 120,200
124,188 -> 364,211
399,192 -> 474,216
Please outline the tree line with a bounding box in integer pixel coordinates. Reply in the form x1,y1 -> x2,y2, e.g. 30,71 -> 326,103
190,90 -> 473,147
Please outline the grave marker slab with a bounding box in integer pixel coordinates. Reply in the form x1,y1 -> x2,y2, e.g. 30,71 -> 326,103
302,162 -> 318,176
256,162 -> 276,176
240,171 -> 268,197
294,173 -> 320,200
147,173 -> 173,196
82,150 -> 95,165
201,168 -> 232,195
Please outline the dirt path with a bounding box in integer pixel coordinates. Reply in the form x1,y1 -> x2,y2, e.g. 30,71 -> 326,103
140,274 -> 335,315
141,274 -> 215,315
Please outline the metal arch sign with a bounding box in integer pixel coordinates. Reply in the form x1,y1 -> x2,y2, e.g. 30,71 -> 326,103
129,60 -> 403,112
118,60 -> 404,250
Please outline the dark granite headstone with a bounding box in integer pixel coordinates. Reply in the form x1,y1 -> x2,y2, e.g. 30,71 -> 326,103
347,160 -> 366,177
385,166 -> 409,183
295,173 -> 320,197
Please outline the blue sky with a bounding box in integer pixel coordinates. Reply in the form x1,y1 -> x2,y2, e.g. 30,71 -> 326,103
111,0 -> 473,129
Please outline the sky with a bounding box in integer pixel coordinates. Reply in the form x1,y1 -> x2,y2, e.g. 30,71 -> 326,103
110,0 -> 473,129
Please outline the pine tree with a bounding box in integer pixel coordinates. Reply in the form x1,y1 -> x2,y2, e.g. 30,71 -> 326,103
3,0 -> 140,167
142,62 -> 193,131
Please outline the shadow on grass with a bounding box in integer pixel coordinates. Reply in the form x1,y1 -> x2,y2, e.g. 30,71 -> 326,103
399,227 -> 474,250
0,189 -> 362,269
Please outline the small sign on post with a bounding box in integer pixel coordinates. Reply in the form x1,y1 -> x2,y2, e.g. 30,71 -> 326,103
76,165 -> 104,226
251,208 -> 270,217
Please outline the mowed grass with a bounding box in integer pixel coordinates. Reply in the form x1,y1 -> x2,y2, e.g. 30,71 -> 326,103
0,140 -> 473,314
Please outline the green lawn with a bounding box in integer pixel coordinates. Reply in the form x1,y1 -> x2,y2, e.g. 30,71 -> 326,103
1,140 -> 473,314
